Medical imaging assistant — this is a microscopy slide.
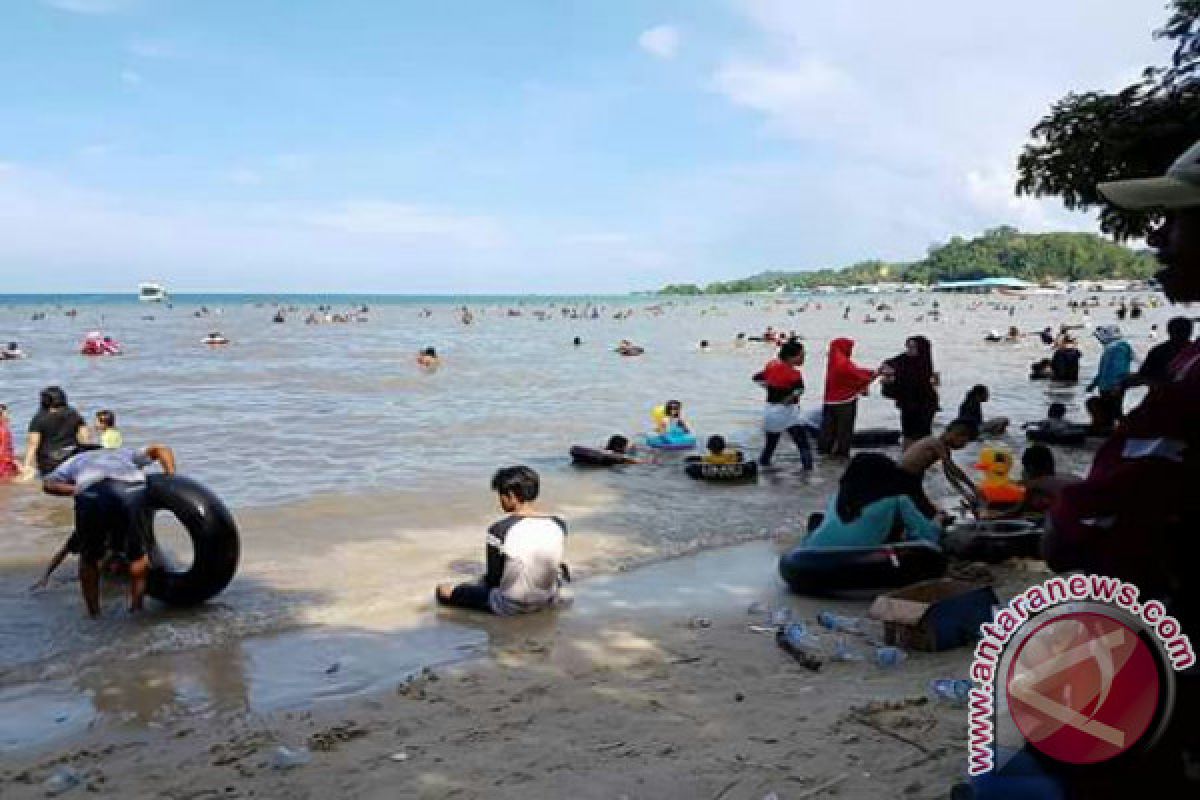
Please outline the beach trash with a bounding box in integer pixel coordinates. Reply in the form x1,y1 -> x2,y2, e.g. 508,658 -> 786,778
930,678 -> 973,707
769,607 -> 793,626
816,611 -> 863,633
776,623 -> 823,671
874,646 -> 906,668
831,636 -> 864,662
270,745 -> 312,770
868,578 -> 998,652
43,766 -> 82,796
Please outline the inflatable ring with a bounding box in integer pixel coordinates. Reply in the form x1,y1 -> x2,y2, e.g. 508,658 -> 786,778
685,460 -> 758,483
142,474 -> 240,607
778,540 -> 946,594
849,428 -> 902,448
645,432 -> 696,450
1025,425 -> 1090,447
570,445 -> 630,467
943,519 -> 1042,563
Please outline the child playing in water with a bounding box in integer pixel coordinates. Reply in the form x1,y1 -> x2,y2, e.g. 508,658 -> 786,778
655,400 -> 690,435
1038,402 -> 1072,435
602,435 -> 642,464
957,385 -> 1009,438
897,420 -> 983,517
416,347 -> 439,369
95,410 -> 123,449
701,434 -> 742,465
435,466 -> 568,616
0,404 -> 20,482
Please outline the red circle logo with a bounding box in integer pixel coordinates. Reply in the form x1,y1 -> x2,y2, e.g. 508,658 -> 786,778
1006,611 -> 1160,765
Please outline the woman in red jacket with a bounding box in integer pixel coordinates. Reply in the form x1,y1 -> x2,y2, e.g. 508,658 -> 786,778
818,338 -> 877,457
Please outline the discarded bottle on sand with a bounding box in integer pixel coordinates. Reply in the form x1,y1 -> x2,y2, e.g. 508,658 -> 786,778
270,745 -> 312,770
43,766 -> 82,796
930,679 -> 973,707
816,611 -> 863,633
830,636 -> 864,663
776,623 -> 822,671
874,646 -> 906,668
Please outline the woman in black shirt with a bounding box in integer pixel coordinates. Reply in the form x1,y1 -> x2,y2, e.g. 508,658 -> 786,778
22,386 -> 90,476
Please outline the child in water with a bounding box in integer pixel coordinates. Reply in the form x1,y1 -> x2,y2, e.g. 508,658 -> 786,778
957,385 -> 1009,438
95,410 -> 123,449
0,404 -> 20,482
603,435 -> 642,464
416,347 -> 440,369
701,434 -> 742,465
655,400 -> 690,435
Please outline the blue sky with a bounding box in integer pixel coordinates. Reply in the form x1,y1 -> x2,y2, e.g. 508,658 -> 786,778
0,0 -> 1172,292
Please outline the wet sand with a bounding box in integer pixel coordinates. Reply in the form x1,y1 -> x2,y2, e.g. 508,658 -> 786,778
1,540 -> 1043,799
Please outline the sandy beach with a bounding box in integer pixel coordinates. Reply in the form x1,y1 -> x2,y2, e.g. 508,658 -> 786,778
1,539 -> 1039,799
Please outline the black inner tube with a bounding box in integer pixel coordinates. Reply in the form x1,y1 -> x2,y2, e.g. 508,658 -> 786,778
141,474 -> 240,607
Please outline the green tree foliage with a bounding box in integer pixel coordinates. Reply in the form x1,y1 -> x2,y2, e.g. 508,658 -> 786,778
659,228 -> 1157,294
1015,0 -> 1200,240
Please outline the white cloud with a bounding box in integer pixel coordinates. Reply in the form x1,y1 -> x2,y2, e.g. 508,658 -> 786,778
43,0 -> 132,14
712,56 -> 854,119
120,69 -> 143,86
638,25 -> 680,60
306,201 -> 505,247
224,168 -> 263,186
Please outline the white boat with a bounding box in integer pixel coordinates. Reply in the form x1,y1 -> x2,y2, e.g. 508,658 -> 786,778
138,282 -> 168,303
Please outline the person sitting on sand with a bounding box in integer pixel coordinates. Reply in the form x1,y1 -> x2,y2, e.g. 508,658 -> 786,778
0,404 -> 20,482
701,434 -> 741,465
957,385 -> 1008,438
416,347 -> 440,369
803,454 -> 944,549
95,409 -> 123,449
36,443 -> 177,616
897,420 -> 982,517
435,466 -> 568,616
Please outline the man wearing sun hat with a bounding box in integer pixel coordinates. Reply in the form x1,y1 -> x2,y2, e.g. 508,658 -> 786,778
1040,138 -> 1200,792
1048,137 -> 1200,592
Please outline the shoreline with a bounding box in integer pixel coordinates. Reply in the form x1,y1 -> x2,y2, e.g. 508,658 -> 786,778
0,538 -> 1025,798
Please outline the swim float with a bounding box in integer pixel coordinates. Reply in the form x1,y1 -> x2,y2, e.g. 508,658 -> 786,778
80,332 -> 121,356
645,431 -> 696,450
779,540 -> 946,594
943,519 -> 1042,564
142,474 -> 241,607
685,460 -> 758,483
1024,424 -> 1092,447
569,446 -> 631,467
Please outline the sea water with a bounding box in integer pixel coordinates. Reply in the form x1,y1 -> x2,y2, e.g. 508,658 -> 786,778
0,291 -> 1165,744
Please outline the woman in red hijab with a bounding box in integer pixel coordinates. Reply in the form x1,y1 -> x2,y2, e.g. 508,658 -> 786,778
818,338 -> 877,457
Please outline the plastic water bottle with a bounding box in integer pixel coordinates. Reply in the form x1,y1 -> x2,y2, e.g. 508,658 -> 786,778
776,623 -> 823,670
930,679 -> 973,707
270,745 -> 312,770
831,636 -> 864,663
817,611 -> 863,633
43,766 -> 82,796
874,646 -> 906,668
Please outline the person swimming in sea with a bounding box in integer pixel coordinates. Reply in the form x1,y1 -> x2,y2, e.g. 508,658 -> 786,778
416,347 -> 440,369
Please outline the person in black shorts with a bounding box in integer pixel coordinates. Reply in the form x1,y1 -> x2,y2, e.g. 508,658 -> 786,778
436,466 -> 568,616
36,443 -> 176,617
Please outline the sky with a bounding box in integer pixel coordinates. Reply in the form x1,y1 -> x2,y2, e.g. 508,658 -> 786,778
0,0 -> 1174,293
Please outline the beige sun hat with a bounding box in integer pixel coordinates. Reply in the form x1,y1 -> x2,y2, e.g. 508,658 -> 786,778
1098,139 -> 1200,210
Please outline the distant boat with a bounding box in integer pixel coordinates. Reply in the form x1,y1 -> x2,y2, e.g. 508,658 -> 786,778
138,282 -> 168,303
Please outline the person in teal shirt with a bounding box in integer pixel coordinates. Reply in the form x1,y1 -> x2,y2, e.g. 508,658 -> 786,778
803,453 -> 943,549
1087,325 -> 1135,420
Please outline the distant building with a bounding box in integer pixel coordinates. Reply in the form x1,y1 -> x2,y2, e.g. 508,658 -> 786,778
931,277 -> 1035,294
